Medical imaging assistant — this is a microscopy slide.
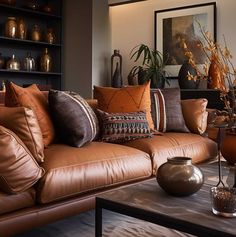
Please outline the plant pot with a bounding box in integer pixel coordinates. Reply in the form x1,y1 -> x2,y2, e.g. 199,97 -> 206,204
221,133 -> 236,164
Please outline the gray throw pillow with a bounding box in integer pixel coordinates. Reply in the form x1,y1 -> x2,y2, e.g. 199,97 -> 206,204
151,88 -> 189,133
49,90 -> 99,147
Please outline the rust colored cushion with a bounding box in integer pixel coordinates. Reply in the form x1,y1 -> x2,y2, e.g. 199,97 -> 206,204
0,126 -> 44,194
94,81 -> 154,130
181,98 -> 208,135
5,82 -> 55,146
0,107 -> 44,163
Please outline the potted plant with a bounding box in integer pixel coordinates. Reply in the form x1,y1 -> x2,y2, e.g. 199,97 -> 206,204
128,44 -> 170,88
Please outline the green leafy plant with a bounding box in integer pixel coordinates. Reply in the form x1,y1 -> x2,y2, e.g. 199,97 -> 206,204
128,44 -> 170,88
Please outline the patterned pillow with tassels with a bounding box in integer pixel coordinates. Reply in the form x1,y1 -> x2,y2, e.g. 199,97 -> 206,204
97,109 -> 153,143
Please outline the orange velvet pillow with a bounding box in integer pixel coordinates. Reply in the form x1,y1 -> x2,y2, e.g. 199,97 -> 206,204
94,82 -> 154,130
5,82 -> 55,146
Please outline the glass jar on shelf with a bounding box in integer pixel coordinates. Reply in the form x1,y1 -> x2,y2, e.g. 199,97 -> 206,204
5,17 -> 17,38
45,28 -> 56,44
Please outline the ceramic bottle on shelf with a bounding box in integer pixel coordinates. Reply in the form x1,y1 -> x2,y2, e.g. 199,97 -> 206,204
0,53 -> 5,69
40,48 -> 52,72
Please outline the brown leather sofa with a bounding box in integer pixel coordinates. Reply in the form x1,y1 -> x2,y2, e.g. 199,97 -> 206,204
0,93 -> 217,237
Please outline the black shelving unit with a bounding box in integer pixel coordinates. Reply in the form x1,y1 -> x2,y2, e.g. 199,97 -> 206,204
0,0 -> 62,90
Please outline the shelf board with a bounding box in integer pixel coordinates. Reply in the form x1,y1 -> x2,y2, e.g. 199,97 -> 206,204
0,69 -> 61,76
0,3 -> 61,19
0,36 -> 61,47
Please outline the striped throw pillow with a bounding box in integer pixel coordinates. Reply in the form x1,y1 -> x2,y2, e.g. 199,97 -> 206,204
48,90 -> 99,147
97,109 -> 153,143
151,88 -> 189,133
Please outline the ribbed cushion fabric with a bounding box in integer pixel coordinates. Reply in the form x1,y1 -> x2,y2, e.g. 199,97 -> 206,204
48,90 -> 99,147
97,110 -> 153,143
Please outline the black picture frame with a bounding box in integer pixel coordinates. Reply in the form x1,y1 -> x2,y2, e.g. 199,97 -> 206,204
154,2 -> 216,79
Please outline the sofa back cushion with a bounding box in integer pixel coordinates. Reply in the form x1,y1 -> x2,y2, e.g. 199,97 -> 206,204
5,82 -> 55,146
94,81 -> 154,130
48,90 -> 99,147
0,107 -> 44,163
0,126 -> 44,194
181,98 -> 208,134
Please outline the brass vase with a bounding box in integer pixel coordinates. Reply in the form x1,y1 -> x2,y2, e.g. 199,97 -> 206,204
40,48 -> 52,72
17,18 -> 27,40
31,24 -> 41,42
5,17 -> 17,38
45,28 -> 56,44
156,157 -> 204,196
6,54 -> 20,70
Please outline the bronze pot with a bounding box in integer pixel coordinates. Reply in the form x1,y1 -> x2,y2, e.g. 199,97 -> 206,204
156,157 -> 204,196
221,134 -> 236,165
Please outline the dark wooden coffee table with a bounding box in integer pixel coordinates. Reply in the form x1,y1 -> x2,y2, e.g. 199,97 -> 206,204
95,162 -> 236,237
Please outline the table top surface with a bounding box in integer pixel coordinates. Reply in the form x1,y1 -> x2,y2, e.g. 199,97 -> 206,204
97,162 -> 236,236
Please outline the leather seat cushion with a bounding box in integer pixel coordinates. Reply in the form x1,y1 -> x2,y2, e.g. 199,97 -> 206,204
0,188 -> 35,215
124,133 -> 217,175
37,142 -> 152,204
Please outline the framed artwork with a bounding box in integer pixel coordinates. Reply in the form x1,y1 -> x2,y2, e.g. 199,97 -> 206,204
154,2 -> 216,78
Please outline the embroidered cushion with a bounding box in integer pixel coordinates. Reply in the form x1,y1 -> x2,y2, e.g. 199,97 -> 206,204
94,81 -> 154,130
97,109 -> 153,143
5,82 -> 55,146
48,90 -> 99,147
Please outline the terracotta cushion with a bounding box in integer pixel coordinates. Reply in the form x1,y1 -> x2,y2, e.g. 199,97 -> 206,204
0,107 -> 44,163
94,81 -> 154,130
181,98 -> 208,135
37,142 -> 152,204
48,90 -> 99,147
0,188 -> 35,215
0,126 -> 44,194
5,82 -> 55,146
124,133 -> 217,175
151,88 -> 189,132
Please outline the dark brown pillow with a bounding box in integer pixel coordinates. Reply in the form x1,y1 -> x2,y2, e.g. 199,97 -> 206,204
97,109 -> 153,143
151,88 -> 189,132
0,126 -> 44,194
48,90 -> 99,147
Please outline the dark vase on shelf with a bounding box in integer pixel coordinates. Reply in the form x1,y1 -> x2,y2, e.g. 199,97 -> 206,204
112,62 -> 122,88
178,60 -> 199,89
111,49 -> 122,87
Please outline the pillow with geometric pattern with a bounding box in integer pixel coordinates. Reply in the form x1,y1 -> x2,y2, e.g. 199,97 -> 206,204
97,109 -> 153,144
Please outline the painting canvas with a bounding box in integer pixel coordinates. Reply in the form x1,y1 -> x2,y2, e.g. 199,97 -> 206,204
155,3 -> 216,78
